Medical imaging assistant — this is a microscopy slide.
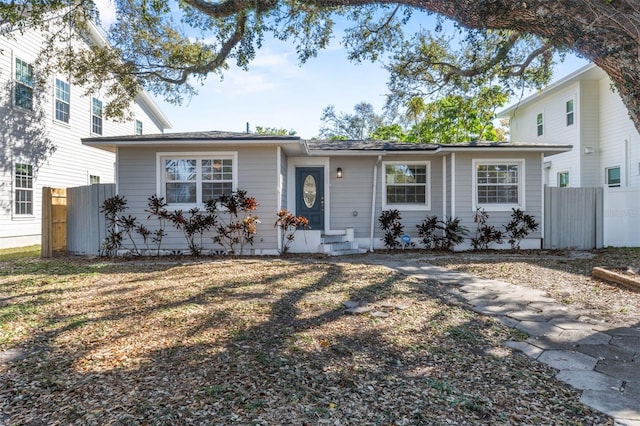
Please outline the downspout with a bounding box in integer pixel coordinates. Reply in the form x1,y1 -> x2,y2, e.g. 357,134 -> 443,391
369,155 -> 382,252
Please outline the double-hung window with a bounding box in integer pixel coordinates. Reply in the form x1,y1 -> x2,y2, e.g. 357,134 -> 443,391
135,119 -> 143,135
15,163 -> 34,215
536,113 -> 543,136
91,97 -> 103,135
473,160 -> 524,211
382,162 -> 430,210
566,100 -> 574,126
15,58 -> 34,110
55,78 -> 70,123
159,153 -> 237,205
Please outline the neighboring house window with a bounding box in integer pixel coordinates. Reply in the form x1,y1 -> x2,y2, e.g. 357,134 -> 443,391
558,171 -> 570,187
135,119 -> 143,135
566,99 -> 574,126
605,166 -> 621,187
382,162 -> 430,210
473,160 -> 524,211
91,97 -> 103,135
536,113 -> 543,136
14,163 -> 34,215
89,175 -> 100,184
55,78 -> 70,123
14,58 -> 34,110
159,153 -> 237,205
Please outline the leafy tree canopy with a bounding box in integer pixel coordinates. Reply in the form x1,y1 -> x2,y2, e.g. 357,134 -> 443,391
4,0 -> 640,131
319,102 -> 383,140
322,88 -> 508,143
254,126 -> 297,136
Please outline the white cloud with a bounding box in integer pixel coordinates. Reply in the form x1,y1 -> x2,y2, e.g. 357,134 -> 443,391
93,0 -> 117,29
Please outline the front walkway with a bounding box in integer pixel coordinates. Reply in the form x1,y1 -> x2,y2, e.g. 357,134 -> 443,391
374,256 -> 640,426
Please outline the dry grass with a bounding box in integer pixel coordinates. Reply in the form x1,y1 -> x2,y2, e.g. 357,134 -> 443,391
424,248 -> 640,326
0,254 -> 613,425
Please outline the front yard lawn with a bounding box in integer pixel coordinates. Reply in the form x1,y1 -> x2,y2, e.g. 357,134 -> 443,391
0,256 -> 611,424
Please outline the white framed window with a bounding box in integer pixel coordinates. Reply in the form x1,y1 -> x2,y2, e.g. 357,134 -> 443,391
566,99 -> 574,126
91,97 -> 103,135
135,119 -> 143,135
473,159 -> 525,211
382,161 -> 430,210
55,78 -> 70,123
557,171 -> 569,188
605,166 -> 621,187
14,58 -> 34,110
14,162 -> 34,216
89,175 -> 100,184
157,152 -> 238,206
536,113 -> 543,136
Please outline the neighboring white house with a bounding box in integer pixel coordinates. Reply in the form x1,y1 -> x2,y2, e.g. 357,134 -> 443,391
0,19 -> 171,249
498,64 -> 640,247
498,63 -> 640,189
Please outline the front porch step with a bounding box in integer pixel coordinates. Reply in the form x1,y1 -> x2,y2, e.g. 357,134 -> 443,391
327,248 -> 367,256
319,229 -> 363,255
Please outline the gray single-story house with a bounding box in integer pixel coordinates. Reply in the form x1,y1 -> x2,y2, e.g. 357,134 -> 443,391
82,131 -> 571,254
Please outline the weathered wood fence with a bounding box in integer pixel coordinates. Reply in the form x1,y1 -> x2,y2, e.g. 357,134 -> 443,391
543,187 -> 603,250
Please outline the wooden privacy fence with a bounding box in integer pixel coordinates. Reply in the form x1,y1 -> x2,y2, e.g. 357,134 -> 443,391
67,184 -> 115,256
543,187 -> 603,250
41,187 -> 67,258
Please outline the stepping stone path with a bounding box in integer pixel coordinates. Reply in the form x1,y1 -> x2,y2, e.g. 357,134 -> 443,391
342,300 -> 412,316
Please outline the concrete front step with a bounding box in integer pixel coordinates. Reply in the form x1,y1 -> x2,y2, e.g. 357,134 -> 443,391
327,248 -> 368,256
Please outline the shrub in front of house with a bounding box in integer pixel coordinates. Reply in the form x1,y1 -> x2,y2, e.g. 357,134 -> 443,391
275,209 -> 309,255
417,215 -> 468,251
378,209 -> 404,249
471,208 -> 504,251
504,208 -> 539,250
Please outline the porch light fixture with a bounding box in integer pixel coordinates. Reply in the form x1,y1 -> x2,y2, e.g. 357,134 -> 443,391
336,167 -> 343,179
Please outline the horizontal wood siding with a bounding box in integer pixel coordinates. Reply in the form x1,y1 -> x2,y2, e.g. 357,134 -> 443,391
454,152 -> 543,240
329,156 -> 376,238
117,146 -> 279,253
328,154 -> 445,241
0,25 -> 167,248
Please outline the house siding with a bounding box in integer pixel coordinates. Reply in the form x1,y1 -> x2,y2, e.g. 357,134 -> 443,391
373,154 -> 444,241
502,64 -> 640,191
116,145 -> 279,254
507,82 -> 582,187
598,78 -> 640,187
329,156 -> 376,238
0,24 -> 167,249
453,152 -> 543,242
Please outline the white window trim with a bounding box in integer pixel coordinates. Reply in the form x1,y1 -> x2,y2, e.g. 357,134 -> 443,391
91,97 -> 103,135
13,56 -> 35,112
156,151 -> 238,207
13,160 -> 35,218
605,165 -> 621,188
566,99 -> 575,127
472,158 -> 525,212
135,119 -> 143,135
53,77 -> 71,125
381,161 -> 431,211
536,112 -> 544,137
557,170 -> 570,187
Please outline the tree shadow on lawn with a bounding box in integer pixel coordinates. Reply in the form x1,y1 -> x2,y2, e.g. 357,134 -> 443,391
0,258 -> 613,425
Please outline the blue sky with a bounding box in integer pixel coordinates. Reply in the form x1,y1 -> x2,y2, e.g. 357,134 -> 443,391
96,1 -> 588,138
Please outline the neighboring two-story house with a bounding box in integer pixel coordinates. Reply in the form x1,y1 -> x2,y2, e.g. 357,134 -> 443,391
499,64 -> 640,247
498,63 -> 640,189
0,19 -> 171,249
